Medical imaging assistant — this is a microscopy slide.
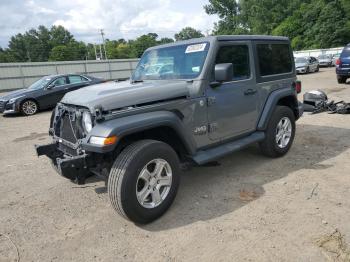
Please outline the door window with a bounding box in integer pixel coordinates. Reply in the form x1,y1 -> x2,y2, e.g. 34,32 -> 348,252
257,43 -> 292,76
52,77 -> 67,87
215,45 -> 250,81
68,75 -> 87,84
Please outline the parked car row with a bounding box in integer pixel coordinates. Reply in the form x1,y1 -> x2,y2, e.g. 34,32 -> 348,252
0,74 -> 105,116
294,53 -> 342,75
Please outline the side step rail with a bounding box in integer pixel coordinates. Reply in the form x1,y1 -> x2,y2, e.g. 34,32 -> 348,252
192,132 -> 265,165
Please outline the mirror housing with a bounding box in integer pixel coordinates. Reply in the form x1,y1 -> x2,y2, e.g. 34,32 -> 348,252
46,83 -> 54,89
214,63 -> 233,83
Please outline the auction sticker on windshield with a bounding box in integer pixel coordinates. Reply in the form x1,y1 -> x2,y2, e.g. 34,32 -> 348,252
185,43 -> 207,53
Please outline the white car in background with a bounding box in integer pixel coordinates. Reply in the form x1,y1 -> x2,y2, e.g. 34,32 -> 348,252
318,54 -> 333,67
295,56 -> 320,74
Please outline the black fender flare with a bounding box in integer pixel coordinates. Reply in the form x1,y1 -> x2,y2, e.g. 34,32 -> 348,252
257,88 -> 299,131
82,111 -> 196,154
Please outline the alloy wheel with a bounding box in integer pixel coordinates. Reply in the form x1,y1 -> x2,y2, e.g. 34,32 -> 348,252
22,100 -> 37,115
275,117 -> 292,149
136,158 -> 172,209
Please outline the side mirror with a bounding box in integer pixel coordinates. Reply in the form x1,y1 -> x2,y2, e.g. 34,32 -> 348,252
47,83 -> 54,89
211,63 -> 233,87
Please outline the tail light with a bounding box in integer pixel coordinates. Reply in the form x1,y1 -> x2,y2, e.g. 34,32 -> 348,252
336,59 -> 341,66
295,80 -> 302,94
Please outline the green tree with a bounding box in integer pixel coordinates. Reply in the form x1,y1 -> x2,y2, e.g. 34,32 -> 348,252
49,41 -> 87,61
174,27 -> 204,41
204,0 -> 247,34
131,33 -> 159,57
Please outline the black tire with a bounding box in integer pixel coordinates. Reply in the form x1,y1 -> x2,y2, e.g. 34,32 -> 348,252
108,140 -> 180,224
21,99 -> 38,116
337,76 -> 347,84
259,106 -> 296,158
306,66 -> 310,74
316,65 -> 320,72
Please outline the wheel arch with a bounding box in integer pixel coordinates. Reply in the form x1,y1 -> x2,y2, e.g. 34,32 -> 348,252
257,88 -> 300,131
19,97 -> 40,110
83,111 -> 196,160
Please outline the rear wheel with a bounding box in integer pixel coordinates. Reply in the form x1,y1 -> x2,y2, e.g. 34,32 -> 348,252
21,100 -> 38,116
315,65 -> 320,72
337,76 -> 347,84
259,106 -> 296,158
108,140 -> 180,224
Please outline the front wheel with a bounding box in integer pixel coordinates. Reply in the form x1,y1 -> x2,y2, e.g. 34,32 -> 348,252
21,100 -> 38,116
108,140 -> 180,224
259,106 -> 296,158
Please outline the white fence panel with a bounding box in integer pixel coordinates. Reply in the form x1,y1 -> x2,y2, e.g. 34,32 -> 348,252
0,59 -> 139,91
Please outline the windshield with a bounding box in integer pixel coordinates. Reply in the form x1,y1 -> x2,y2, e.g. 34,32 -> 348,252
341,47 -> 350,58
295,57 -> 307,63
318,55 -> 330,59
28,77 -> 52,90
132,42 -> 210,81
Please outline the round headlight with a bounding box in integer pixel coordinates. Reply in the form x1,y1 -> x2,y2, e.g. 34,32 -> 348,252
82,111 -> 92,133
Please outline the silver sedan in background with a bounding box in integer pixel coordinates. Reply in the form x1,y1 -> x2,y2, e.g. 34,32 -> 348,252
295,56 -> 319,74
318,54 -> 333,67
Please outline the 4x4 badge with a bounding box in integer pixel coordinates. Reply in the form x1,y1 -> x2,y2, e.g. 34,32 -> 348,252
194,125 -> 207,135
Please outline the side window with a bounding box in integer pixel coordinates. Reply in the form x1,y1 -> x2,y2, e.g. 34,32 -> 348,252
215,45 -> 250,81
257,44 -> 292,76
68,75 -> 83,84
52,77 -> 67,87
81,76 -> 89,82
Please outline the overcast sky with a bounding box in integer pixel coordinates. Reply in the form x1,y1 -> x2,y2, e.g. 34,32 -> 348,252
0,0 -> 218,47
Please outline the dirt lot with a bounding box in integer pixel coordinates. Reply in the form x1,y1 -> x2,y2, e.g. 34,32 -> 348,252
1,68 -> 350,262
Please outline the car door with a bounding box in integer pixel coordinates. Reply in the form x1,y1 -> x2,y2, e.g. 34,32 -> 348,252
207,42 -> 259,141
39,76 -> 69,108
311,57 -> 318,71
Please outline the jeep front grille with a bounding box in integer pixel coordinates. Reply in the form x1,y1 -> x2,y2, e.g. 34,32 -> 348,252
53,106 -> 86,144
0,100 -> 5,112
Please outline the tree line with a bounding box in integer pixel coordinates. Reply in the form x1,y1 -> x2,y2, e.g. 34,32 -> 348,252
205,0 -> 350,50
0,26 -> 204,63
0,0 -> 349,63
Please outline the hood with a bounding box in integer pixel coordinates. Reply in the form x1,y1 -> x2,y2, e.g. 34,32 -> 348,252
0,88 -> 34,101
319,58 -> 331,62
295,62 -> 308,68
61,80 -> 190,111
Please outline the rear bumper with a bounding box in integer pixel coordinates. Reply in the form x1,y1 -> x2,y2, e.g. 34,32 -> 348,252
35,143 -> 91,184
336,68 -> 350,76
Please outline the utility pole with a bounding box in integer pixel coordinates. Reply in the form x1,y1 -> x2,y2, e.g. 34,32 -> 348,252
99,44 -> 103,60
100,29 -> 108,60
93,44 -> 98,60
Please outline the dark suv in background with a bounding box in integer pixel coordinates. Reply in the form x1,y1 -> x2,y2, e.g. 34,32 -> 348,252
336,44 -> 350,84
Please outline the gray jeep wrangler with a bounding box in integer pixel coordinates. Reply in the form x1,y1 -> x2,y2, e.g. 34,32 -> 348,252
36,35 -> 303,224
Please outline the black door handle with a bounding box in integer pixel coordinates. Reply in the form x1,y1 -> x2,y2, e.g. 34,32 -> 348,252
244,89 -> 257,95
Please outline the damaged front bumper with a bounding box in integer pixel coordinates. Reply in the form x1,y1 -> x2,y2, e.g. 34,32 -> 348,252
35,142 -> 92,184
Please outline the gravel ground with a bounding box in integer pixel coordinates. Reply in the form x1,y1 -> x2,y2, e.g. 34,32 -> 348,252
1,67 -> 350,262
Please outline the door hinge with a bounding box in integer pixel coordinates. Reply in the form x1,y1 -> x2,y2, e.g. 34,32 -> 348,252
207,96 -> 216,106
